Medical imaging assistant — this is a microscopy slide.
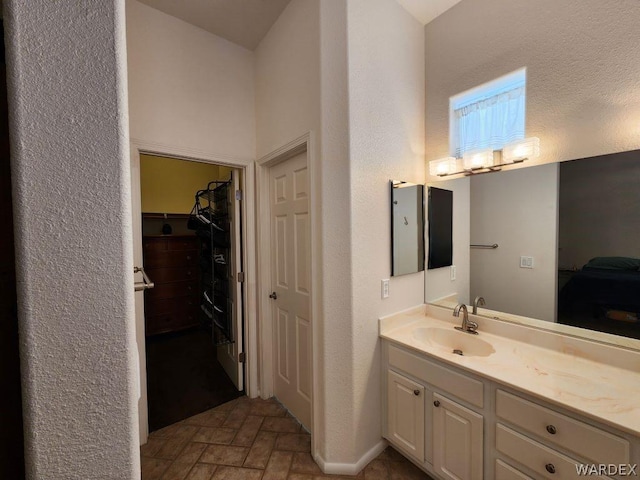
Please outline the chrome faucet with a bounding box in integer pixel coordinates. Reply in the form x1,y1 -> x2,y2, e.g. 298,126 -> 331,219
453,304 -> 478,334
472,296 -> 486,315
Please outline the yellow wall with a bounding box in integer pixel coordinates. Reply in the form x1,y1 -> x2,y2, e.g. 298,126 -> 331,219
140,154 -> 232,214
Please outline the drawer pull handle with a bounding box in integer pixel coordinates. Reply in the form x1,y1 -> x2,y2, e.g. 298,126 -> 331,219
433,400 -> 440,407
546,424 -> 557,435
545,463 -> 556,474
413,389 -> 420,396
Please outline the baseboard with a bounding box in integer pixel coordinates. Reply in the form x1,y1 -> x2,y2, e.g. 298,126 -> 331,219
314,439 -> 388,475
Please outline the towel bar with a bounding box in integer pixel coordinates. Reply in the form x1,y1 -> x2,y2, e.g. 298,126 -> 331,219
134,266 -> 154,291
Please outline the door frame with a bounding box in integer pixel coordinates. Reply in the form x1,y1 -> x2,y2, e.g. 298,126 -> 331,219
130,138 -> 258,444
256,132 -> 320,445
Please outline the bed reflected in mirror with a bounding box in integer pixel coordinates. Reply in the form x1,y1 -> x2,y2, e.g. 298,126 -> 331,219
556,151 -> 640,339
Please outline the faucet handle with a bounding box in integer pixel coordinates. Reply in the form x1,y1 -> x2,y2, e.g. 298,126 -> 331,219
467,320 -> 479,332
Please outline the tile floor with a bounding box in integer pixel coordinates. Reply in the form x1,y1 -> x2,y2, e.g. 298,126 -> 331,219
141,396 -> 433,479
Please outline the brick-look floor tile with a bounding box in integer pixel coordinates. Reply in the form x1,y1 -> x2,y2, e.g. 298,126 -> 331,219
150,422 -> 186,439
141,456 -> 173,480
232,415 -> 264,446
243,430 -> 278,469
250,400 -> 287,417
155,436 -> 191,460
263,450 -> 293,480
185,463 -> 217,480
192,426 -> 237,445
211,466 -> 263,480
141,437 -> 167,458
161,443 -> 208,480
362,458 -> 390,480
143,397 -> 437,480
389,460 -> 432,480
290,452 -> 322,475
199,444 -> 250,467
211,399 -> 238,414
185,410 -> 228,428
223,406 -> 250,429
261,416 -> 300,433
274,433 -> 311,452
376,447 -> 406,463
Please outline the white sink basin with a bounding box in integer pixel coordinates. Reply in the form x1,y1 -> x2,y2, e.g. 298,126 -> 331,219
412,327 -> 496,357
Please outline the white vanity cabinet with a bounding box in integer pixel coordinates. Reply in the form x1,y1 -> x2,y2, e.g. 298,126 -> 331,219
382,338 -> 639,480
387,369 -> 425,462
494,389 -> 629,480
432,392 -> 484,480
383,341 -> 485,479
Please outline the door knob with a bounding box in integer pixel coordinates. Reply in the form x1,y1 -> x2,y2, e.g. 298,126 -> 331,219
433,400 -> 440,407
269,292 -> 278,300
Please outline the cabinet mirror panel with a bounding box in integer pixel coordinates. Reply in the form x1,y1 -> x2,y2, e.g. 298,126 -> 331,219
429,149 -> 640,342
391,181 -> 425,276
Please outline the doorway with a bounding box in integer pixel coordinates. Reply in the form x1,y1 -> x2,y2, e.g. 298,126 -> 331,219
134,153 -> 246,433
257,135 -> 315,434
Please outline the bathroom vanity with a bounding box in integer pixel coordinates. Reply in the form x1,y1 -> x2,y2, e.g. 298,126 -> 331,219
380,304 -> 640,480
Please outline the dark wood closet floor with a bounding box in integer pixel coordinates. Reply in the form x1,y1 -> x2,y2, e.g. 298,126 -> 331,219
146,327 -> 243,432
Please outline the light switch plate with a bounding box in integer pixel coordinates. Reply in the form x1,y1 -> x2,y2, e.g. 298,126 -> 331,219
381,279 -> 390,299
520,256 -> 534,269
450,265 -> 456,281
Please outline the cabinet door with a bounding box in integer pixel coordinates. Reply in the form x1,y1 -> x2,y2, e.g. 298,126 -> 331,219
387,370 -> 425,462
433,392 -> 483,480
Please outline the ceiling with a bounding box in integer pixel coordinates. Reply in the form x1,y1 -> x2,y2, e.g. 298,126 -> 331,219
136,0 -> 292,51
395,0 -> 463,25
137,0 -> 462,51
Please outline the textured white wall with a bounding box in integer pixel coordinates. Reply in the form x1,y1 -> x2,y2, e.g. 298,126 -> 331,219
126,0 -> 256,160
4,1 -> 139,478
470,164 -> 558,322
256,0 -> 425,468
347,0 -> 425,464
425,0 -> 640,308
255,0 -> 321,158
255,0 -> 351,465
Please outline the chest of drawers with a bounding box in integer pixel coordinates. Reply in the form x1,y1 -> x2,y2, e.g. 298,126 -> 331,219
143,235 -> 200,336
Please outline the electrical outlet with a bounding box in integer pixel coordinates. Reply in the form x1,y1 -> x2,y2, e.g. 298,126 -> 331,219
381,279 -> 390,299
520,256 -> 534,269
450,265 -> 456,281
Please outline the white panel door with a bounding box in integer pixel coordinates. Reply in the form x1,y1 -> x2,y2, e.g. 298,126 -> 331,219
387,370 -> 425,462
217,171 -> 244,391
269,152 -> 311,429
433,392 -> 483,480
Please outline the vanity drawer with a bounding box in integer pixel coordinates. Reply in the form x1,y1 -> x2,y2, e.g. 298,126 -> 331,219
496,390 -> 629,465
496,424 -> 610,480
495,459 -> 533,480
388,344 -> 483,408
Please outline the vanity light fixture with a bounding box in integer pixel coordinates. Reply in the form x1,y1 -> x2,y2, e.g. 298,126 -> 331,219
429,137 -> 540,177
502,137 -> 540,163
429,156 -> 457,176
463,148 -> 494,170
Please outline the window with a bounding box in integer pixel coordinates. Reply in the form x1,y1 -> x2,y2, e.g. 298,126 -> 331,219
450,68 -> 526,158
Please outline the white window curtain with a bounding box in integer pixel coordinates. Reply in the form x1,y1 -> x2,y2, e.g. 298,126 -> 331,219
452,86 -> 525,158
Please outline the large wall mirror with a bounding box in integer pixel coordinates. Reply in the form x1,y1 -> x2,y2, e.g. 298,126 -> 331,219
430,149 -> 640,342
391,181 -> 425,276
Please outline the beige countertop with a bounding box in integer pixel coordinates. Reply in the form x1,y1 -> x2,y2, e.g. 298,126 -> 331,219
380,304 -> 640,437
